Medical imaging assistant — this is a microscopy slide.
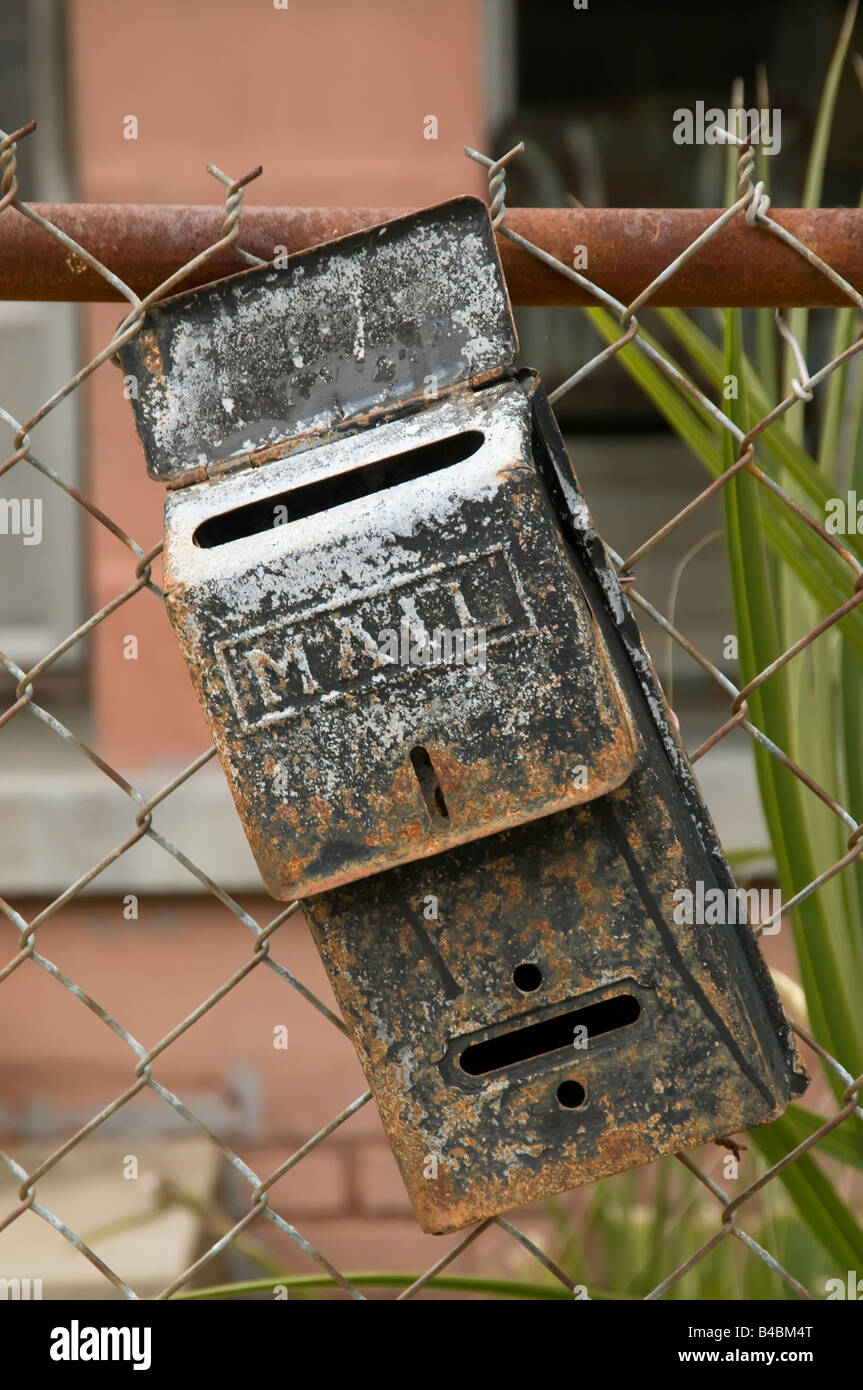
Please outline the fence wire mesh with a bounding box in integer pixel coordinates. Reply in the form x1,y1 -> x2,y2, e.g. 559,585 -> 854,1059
1,117 -> 861,1301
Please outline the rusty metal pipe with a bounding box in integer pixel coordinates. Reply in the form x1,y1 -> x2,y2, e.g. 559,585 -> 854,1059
1,203 -> 863,306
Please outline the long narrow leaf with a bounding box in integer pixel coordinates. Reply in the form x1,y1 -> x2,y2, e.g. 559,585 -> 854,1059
752,1112 -> 863,1272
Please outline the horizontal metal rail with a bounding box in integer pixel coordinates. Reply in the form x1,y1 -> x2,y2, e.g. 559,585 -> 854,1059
2,204 -> 863,305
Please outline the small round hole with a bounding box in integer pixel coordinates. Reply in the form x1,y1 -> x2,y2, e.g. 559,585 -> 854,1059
512,962 -> 542,992
556,1080 -> 586,1110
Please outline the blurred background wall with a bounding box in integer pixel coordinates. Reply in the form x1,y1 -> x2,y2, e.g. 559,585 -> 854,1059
0,0 -> 856,1295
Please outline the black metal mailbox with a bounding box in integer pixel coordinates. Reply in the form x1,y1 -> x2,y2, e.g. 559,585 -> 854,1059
119,196 -> 807,1233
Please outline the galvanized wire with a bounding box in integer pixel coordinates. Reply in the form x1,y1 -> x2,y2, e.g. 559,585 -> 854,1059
1,121 -> 861,1300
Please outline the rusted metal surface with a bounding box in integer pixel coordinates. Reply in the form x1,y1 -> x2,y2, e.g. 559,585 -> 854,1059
121,196 -> 807,1234
304,795 -> 805,1234
5,202 -> 863,306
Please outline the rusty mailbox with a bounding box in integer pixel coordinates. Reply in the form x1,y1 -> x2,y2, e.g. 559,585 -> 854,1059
119,197 -> 807,1233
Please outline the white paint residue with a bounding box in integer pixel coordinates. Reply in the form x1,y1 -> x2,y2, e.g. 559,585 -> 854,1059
353,309 -> 365,364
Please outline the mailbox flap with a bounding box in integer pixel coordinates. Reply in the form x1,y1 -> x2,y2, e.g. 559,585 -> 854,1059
117,196 -> 517,485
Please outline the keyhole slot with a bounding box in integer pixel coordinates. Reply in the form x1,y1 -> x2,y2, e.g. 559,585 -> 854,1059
410,746 -> 449,822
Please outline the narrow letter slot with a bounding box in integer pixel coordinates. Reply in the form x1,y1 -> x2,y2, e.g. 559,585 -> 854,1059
193,429 -> 485,548
452,990 -> 642,1080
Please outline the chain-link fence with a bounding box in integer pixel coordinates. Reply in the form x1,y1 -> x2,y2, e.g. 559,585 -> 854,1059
1,116 -> 861,1301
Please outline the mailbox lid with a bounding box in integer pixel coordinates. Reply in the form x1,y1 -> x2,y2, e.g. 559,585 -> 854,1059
162,379 -> 639,899
117,197 -> 517,485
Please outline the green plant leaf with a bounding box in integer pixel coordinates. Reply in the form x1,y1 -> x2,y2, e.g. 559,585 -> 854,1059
785,0 -> 858,417
782,1103 -> 863,1171
751,1112 -> 863,1272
